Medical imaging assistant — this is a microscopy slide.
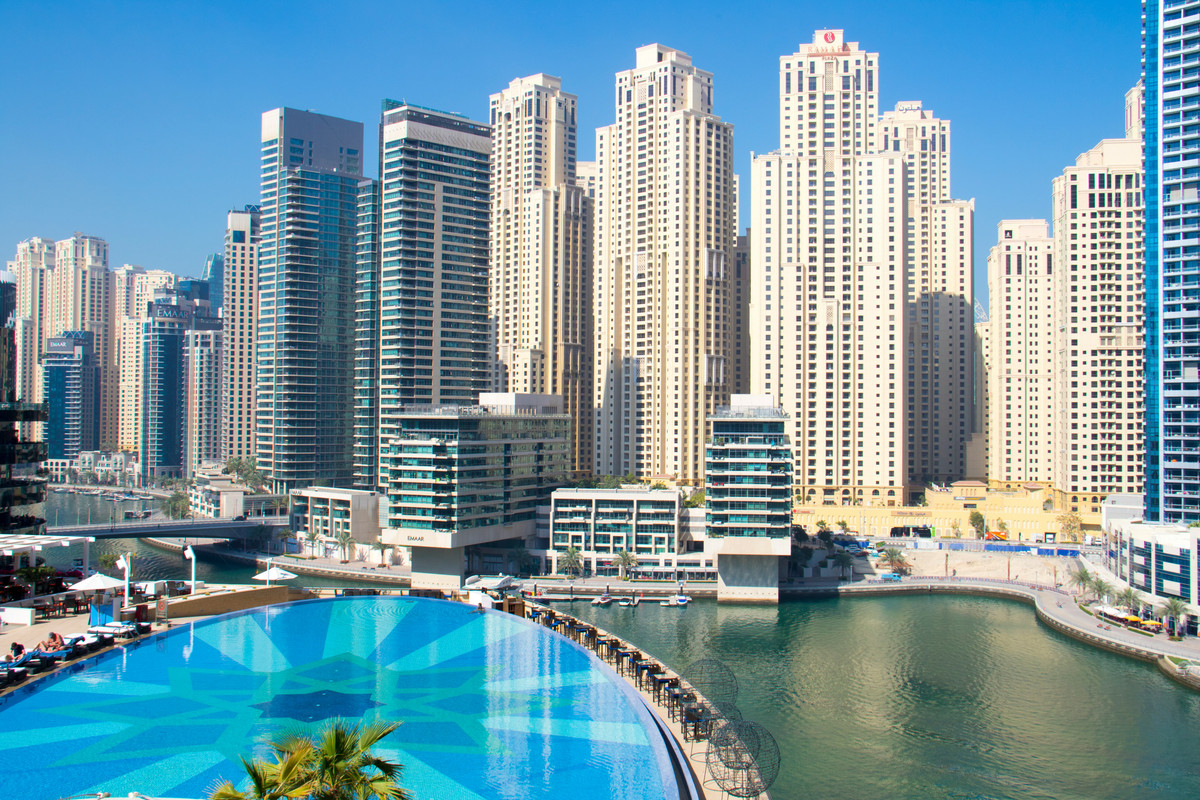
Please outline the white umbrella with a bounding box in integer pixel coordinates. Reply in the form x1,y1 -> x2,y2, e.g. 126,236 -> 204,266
252,565 -> 297,586
71,573 -> 126,592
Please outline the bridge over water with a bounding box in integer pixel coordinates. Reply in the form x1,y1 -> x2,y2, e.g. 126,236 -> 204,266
46,516 -> 289,540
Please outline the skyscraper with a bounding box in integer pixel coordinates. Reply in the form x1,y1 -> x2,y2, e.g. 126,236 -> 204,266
42,331 -> 100,459
1050,123 -> 1144,516
222,206 -> 260,464
489,74 -> 593,477
593,45 -> 735,484
1143,2 -> 1200,523
50,233 -> 114,447
202,253 -> 224,315
352,179 -> 380,490
183,325 -> 222,477
370,102 -> 491,480
752,31 -> 908,506
879,101 -> 975,486
752,31 -> 975,506
113,264 -> 176,453
140,288 -> 218,481
257,108 -> 363,493
985,220 -> 1055,487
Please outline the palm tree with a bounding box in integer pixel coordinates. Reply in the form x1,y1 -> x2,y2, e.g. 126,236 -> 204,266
1117,587 -> 1142,615
1090,577 -> 1114,605
879,547 -> 910,574
305,529 -> 320,558
334,529 -> 354,563
559,546 -> 583,577
209,718 -> 409,800
836,520 -> 850,535
1067,565 -> 1092,599
373,539 -> 391,567
832,551 -> 855,581
614,549 -> 639,580
1160,597 -> 1190,637
951,520 -> 963,539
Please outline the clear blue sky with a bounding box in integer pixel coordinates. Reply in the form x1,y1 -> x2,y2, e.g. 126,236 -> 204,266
1,0 -> 1141,310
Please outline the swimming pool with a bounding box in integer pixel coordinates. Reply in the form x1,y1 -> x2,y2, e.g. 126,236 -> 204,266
0,597 -> 679,800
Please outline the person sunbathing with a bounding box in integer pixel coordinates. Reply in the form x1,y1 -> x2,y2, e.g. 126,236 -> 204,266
36,632 -> 66,651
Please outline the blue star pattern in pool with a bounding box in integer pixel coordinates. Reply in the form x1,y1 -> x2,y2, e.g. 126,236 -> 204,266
0,597 -> 678,800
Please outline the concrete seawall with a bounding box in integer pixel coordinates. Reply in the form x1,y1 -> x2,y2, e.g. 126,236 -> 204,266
140,537 -> 410,586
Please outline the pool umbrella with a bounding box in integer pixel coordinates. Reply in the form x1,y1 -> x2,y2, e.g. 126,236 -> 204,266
70,573 -> 126,592
252,564 -> 297,587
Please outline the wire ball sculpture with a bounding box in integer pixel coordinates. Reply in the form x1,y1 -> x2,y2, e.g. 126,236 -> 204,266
683,658 -> 739,706
705,720 -> 781,799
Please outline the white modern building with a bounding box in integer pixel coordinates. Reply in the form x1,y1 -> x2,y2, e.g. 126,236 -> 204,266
291,486 -> 384,561
593,44 -> 735,485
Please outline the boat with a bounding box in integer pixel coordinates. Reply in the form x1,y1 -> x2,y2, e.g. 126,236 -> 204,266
591,594 -> 613,606
659,594 -> 691,607
617,594 -> 641,607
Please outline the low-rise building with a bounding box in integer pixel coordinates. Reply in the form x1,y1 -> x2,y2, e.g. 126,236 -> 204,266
1106,518 -> 1198,628
187,465 -> 286,519
291,486 -> 383,561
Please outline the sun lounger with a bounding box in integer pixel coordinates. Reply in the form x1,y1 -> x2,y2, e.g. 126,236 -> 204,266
88,622 -> 139,638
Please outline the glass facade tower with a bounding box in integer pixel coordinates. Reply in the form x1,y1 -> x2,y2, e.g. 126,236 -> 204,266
1144,0 -> 1200,522
258,108 -> 363,494
369,102 -> 491,492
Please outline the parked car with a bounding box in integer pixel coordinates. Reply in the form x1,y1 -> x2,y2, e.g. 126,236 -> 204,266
233,514 -> 246,521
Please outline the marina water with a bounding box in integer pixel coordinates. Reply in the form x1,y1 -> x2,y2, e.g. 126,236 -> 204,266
568,593 -> 1200,799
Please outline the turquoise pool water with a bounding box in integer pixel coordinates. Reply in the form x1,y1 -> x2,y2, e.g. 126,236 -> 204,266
0,597 -> 678,800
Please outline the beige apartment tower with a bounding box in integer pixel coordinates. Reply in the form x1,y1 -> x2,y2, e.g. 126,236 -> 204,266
751,31 -> 909,506
985,220 -> 1055,487
879,102 -> 975,485
50,234 -> 115,446
1050,132 -> 1144,514
222,207 -> 260,463
593,44 -> 735,484
489,74 -> 594,477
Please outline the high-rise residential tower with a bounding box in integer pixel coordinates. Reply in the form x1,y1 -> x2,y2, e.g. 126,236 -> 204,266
1049,105 -> 1145,515
1143,3 -> 1200,523
113,264 -> 175,453
257,108 -> 363,493
489,74 -> 593,477
752,31 -> 908,506
369,102 -> 491,489
42,331 -> 100,459
352,179 -> 380,490
593,45 -> 735,484
752,31 -> 976,506
183,325 -> 222,477
879,101 -> 975,486
50,233 -> 114,447
985,220 -> 1055,487
222,206 -> 260,464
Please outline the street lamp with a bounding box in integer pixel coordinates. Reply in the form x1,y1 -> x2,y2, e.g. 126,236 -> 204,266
116,552 -> 131,609
184,545 -> 196,590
